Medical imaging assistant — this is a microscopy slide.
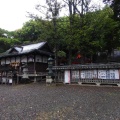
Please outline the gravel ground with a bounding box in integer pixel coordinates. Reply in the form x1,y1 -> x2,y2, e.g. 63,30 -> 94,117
0,83 -> 120,120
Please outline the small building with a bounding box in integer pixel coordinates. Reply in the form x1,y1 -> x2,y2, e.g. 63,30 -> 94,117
0,41 -> 53,84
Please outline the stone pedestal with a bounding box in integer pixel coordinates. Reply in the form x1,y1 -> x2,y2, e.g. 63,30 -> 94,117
46,76 -> 53,84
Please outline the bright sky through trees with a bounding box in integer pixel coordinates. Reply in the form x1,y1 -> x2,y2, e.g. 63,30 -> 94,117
0,0 -> 104,31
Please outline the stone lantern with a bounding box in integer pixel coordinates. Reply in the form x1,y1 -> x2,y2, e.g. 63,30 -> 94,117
22,63 -> 29,83
46,56 -> 54,84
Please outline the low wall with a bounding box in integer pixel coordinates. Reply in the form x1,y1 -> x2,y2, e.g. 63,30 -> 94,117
53,63 -> 120,86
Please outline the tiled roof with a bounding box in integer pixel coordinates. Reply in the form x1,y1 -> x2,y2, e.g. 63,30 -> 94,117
14,47 -> 22,52
21,42 -> 45,53
0,41 -> 52,58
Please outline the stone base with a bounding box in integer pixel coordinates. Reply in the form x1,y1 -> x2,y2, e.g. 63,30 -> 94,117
117,84 -> 120,87
96,83 -> 100,86
78,82 -> 82,85
46,76 -> 54,85
46,78 -> 53,84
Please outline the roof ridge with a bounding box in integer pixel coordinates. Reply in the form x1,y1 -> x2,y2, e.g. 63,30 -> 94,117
22,41 -> 46,47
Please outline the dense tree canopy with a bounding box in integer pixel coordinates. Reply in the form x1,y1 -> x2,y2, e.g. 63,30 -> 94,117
103,0 -> 120,20
0,28 -> 20,53
0,0 -> 120,64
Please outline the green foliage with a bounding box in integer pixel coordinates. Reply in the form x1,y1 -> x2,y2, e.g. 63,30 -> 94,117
78,7 -> 120,56
0,37 -> 20,53
57,50 -> 66,57
13,6 -> 119,63
14,19 -> 43,43
103,0 -> 120,20
0,3 -> 119,64
0,27 -> 20,53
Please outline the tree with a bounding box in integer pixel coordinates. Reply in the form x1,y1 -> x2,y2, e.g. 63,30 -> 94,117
63,0 -> 91,16
10,1 -> 120,64
61,0 -> 92,64
14,20 -> 43,44
103,0 -> 120,20
0,37 -> 20,53
79,7 -> 120,61
32,0 -> 65,65
0,28 -> 20,53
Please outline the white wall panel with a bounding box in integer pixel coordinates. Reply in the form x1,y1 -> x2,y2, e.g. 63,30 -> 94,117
11,57 -> 15,62
43,56 -> 47,63
1,59 -> 5,65
21,56 -> 27,62
35,55 -> 42,62
16,57 -> 20,62
6,58 -> 10,64
64,70 -> 70,83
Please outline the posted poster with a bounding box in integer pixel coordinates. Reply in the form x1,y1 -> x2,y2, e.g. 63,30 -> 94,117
109,69 -> 119,79
71,70 -> 79,79
98,69 -> 119,79
64,70 -> 70,83
98,70 -> 106,79
80,71 -> 85,79
80,70 -> 97,79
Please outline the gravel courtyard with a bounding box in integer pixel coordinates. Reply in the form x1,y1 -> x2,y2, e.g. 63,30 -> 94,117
0,83 -> 120,120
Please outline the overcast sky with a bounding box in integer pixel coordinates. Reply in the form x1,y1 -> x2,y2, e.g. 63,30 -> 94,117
0,0 -> 104,31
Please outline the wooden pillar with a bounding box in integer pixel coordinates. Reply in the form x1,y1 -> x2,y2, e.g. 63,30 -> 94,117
0,71 -> 2,83
6,71 -> 8,84
34,54 -> 37,83
20,55 -> 22,74
5,58 -> 6,64
17,71 -> 19,84
79,69 -> 81,84
1,71 -> 3,84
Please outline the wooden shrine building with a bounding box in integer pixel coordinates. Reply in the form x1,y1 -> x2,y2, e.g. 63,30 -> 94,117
0,41 -> 53,84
